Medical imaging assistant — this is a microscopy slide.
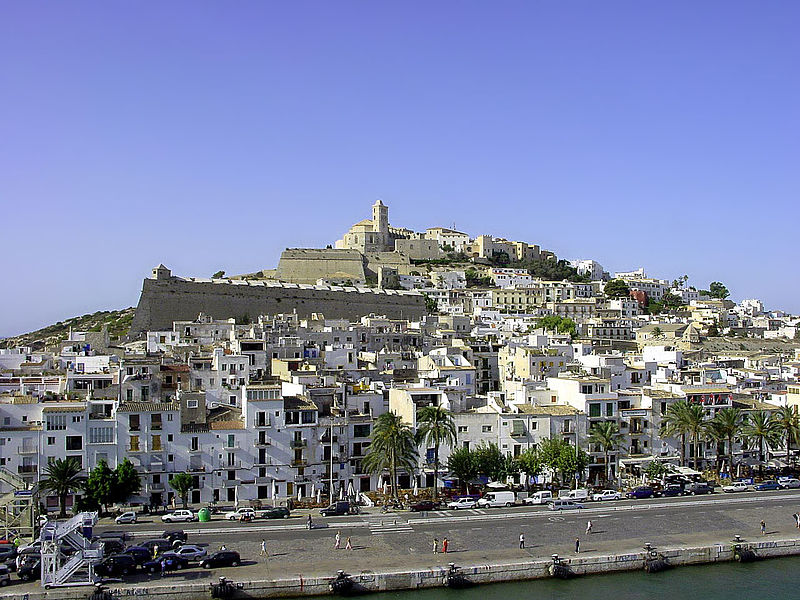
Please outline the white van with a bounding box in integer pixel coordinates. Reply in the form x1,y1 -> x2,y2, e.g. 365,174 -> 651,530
567,489 -> 589,501
549,499 -> 584,511
522,490 -> 553,505
476,491 -> 516,508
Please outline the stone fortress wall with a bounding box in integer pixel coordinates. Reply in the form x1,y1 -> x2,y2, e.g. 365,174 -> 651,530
275,248 -> 367,284
130,266 -> 426,332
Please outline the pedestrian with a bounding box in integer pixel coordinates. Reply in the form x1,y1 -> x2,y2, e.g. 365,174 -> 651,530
519,533 -> 525,549
794,513 -> 799,529
335,531 -> 341,549
345,536 -> 353,551
760,520 -> 766,535
153,545 -> 159,560
433,538 -> 438,554
307,514 -> 313,530
219,544 -> 227,551
260,539 -> 268,557
442,538 -> 448,554
586,520 -> 593,535
575,537 -> 580,553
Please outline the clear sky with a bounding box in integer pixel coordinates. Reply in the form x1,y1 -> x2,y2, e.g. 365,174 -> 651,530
1,2 -> 798,337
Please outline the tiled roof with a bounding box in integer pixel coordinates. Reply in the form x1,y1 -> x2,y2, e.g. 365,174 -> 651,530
117,402 -> 180,413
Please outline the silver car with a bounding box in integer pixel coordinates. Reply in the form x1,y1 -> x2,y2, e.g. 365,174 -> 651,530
115,511 -> 138,524
164,545 -> 207,561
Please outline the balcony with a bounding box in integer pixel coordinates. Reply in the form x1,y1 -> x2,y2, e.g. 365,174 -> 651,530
255,476 -> 272,485
189,447 -> 202,453
254,439 -> 271,447
19,446 -> 38,455
18,465 -> 38,474
291,459 -> 307,467
128,445 -> 143,453
149,483 -> 165,493
290,439 -> 307,449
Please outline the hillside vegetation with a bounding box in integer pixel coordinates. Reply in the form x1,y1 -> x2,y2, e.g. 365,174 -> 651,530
0,307 -> 134,350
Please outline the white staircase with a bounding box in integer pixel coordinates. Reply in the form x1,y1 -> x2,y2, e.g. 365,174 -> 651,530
0,468 -> 36,542
40,512 -> 102,589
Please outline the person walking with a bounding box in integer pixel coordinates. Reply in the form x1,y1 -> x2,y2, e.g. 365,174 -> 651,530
433,538 -> 438,554
345,536 -> 353,551
307,514 -> 313,530
335,531 -> 341,549
442,538 -> 449,554
575,537 -> 580,553
586,520 -> 593,535
760,520 -> 766,535
793,513 -> 799,529
260,539 -> 268,557
519,533 -> 525,549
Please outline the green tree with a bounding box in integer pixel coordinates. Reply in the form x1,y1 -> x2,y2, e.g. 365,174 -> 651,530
515,448 -> 541,490
661,400 -> 691,466
422,293 -> 439,314
446,446 -> 477,492
651,326 -> 663,339
537,437 -> 567,485
644,460 -> 668,480
661,292 -> 684,309
556,443 -> 590,486
604,279 -> 631,299
708,281 -> 730,299
40,457 -> 86,518
415,406 -> 456,499
169,472 -> 194,508
474,443 -> 506,481
775,406 -> 800,463
707,407 -> 744,473
587,421 -> 624,484
84,460 -> 115,514
114,458 -> 142,504
683,403 -> 708,470
742,411 -> 781,476
363,412 -> 419,499
212,270 -> 225,278
707,323 -> 720,337
490,250 -> 511,267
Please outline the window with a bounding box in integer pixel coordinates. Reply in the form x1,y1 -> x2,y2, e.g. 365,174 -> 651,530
89,427 -> 114,444
141,386 -> 149,402
606,403 -> 614,417
190,437 -> 199,451
187,400 -> 199,409
129,436 -> 140,452
151,414 -> 162,430
47,437 -> 55,445
72,416 -> 82,423
589,404 -> 601,418
66,436 -> 83,451
126,389 -> 133,402
151,435 -> 162,451
129,415 -> 140,431
301,411 -> 315,424
167,413 -> 173,421
46,415 -> 67,431
353,424 -> 370,438
481,425 -> 492,433
195,378 -> 202,388
458,425 -> 468,433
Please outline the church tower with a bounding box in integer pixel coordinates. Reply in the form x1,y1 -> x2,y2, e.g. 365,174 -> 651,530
372,199 -> 388,234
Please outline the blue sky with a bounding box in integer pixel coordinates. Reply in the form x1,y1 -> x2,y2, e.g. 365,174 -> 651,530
1,2 -> 798,337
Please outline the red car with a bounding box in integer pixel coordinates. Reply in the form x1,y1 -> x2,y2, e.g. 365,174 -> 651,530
409,500 -> 441,512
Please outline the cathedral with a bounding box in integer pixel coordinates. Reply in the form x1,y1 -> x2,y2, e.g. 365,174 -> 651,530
335,200 -> 408,253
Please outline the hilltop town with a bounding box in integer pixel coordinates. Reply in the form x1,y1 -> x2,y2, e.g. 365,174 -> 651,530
2,200 -> 800,533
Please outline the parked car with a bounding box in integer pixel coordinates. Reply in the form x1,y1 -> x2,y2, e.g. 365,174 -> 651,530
99,538 -> 126,555
447,497 -> 477,510
409,500 -> 441,512
320,501 -> 354,516
17,558 -> 41,582
626,486 -> 654,499
559,489 -> 590,501
755,480 -> 781,491
165,545 -> 207,561
0,564 -> 9,587
722,481 -> 750,493
95,554 -> 138,577
115,512 -> 137,525
140,539 -> 172,555
200,550 -> 241,569
0,544 -> 16,562
224,508 -> 256,521
162,530 -> 188,545
549,499 -> 584,511
477,491 -> 516,508
98,530 -> 133,541
261,507 -> 291,519
685,482 -> 714,495
142,554 -> 189,574
161,510 -> 195,523
591,490 -> 622,502
122,546 -> 152,565
779,478 -> 800,489
522,490 -> 553,505
656,484 -> 684,497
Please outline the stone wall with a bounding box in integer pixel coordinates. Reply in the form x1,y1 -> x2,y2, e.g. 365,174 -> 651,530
130,276 -> 426,332
275,248 -> 367,284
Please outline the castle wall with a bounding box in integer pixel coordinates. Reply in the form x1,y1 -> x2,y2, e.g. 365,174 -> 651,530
130,276 -> 426,332
275,248 -> 367,284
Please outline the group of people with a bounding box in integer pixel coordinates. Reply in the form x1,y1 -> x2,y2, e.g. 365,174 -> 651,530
432,537 -> 449,553
334,531 -> 353,550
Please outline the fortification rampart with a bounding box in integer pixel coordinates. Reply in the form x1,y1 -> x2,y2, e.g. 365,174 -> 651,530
130,275 -> 426,332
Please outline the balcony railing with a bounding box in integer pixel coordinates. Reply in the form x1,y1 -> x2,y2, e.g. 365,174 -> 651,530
254,439 -> 271,447
19,446 -> 38,455
291,459 -> 307,467
128,445 -> 142,453
290,439 -> 307,449
18,465 -> 38,474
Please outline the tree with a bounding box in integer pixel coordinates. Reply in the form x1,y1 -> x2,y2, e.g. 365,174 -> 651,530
536,315 -> 577,338
775,406 -> 800,463
708,281 -> 730,299
489,250 -> 510,267
474,443 -> 506,481
707,408 -> 744,473
661,292 -> 684,309
416,406 -> 456,499
644,460 -> 668,480
84,460 -> 115,513
169,473 -> 194,508
683,403 -> 708,470
587,421 -> 623,484
363,412 -> 418,499
707,324 -> 720,337
422,293 -> 439,314
114,458 -> 142,505
661,401 -> 691,466
556,444 -> 590,486
651,327 -> 663,339
604,279 -> 630,299
742,411 -> 780,476
515,448 -> 541,490
40,457 -> 86,518
446,446 -> 477,492
212,271 -> 225,279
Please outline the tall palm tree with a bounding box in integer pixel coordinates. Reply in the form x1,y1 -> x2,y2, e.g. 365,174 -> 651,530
707,407 -> 743,473
661,401 -> 691,466
742,411 -> 781,476
587,421 -> 623,485
774,406 -> 800,464
363,412 -> 418,500
415,405 -> 456,499
39,457 -> 86,518
683,403 -> 708,470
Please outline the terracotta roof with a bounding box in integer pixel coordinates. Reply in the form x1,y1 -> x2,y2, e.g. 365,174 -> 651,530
117,402 -> 180,413
516,404 -> 582,416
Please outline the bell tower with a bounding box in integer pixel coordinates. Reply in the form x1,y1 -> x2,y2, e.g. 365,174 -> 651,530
372,199 -> 388,234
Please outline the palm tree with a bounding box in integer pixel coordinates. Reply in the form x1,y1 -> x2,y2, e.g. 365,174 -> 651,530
415,405 -> 456,500
707,408 -> 743,473
774,406 -> 800,464
39,457 -> 86,518
742,411 -> 781,476
363,412 -> 418,500
683,403 -> 707,470
587,421 -> 623,485
661,401 -> 691,466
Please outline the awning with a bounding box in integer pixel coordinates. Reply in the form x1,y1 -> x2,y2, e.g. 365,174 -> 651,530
512,420 -> 525,436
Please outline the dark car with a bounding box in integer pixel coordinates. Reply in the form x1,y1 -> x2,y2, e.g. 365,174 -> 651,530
409,500 -> 441,512
260,507 -> 290,519
320,501 -> 353,517
95,554 -> 138,577
755,480 -> 781,491
656,484 -> 684,497
0,544 -> 16,562
685,482 -> 714,495
626,486 -> 654,499
140,539 -> 172,555
162,530 -> 188,545
122,546 -> 153,565
199,551 -> 241,569
142,554 -> 189,574
100,538 -> 126,555
17,558 -> 41,582
98,530 -> 133,542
